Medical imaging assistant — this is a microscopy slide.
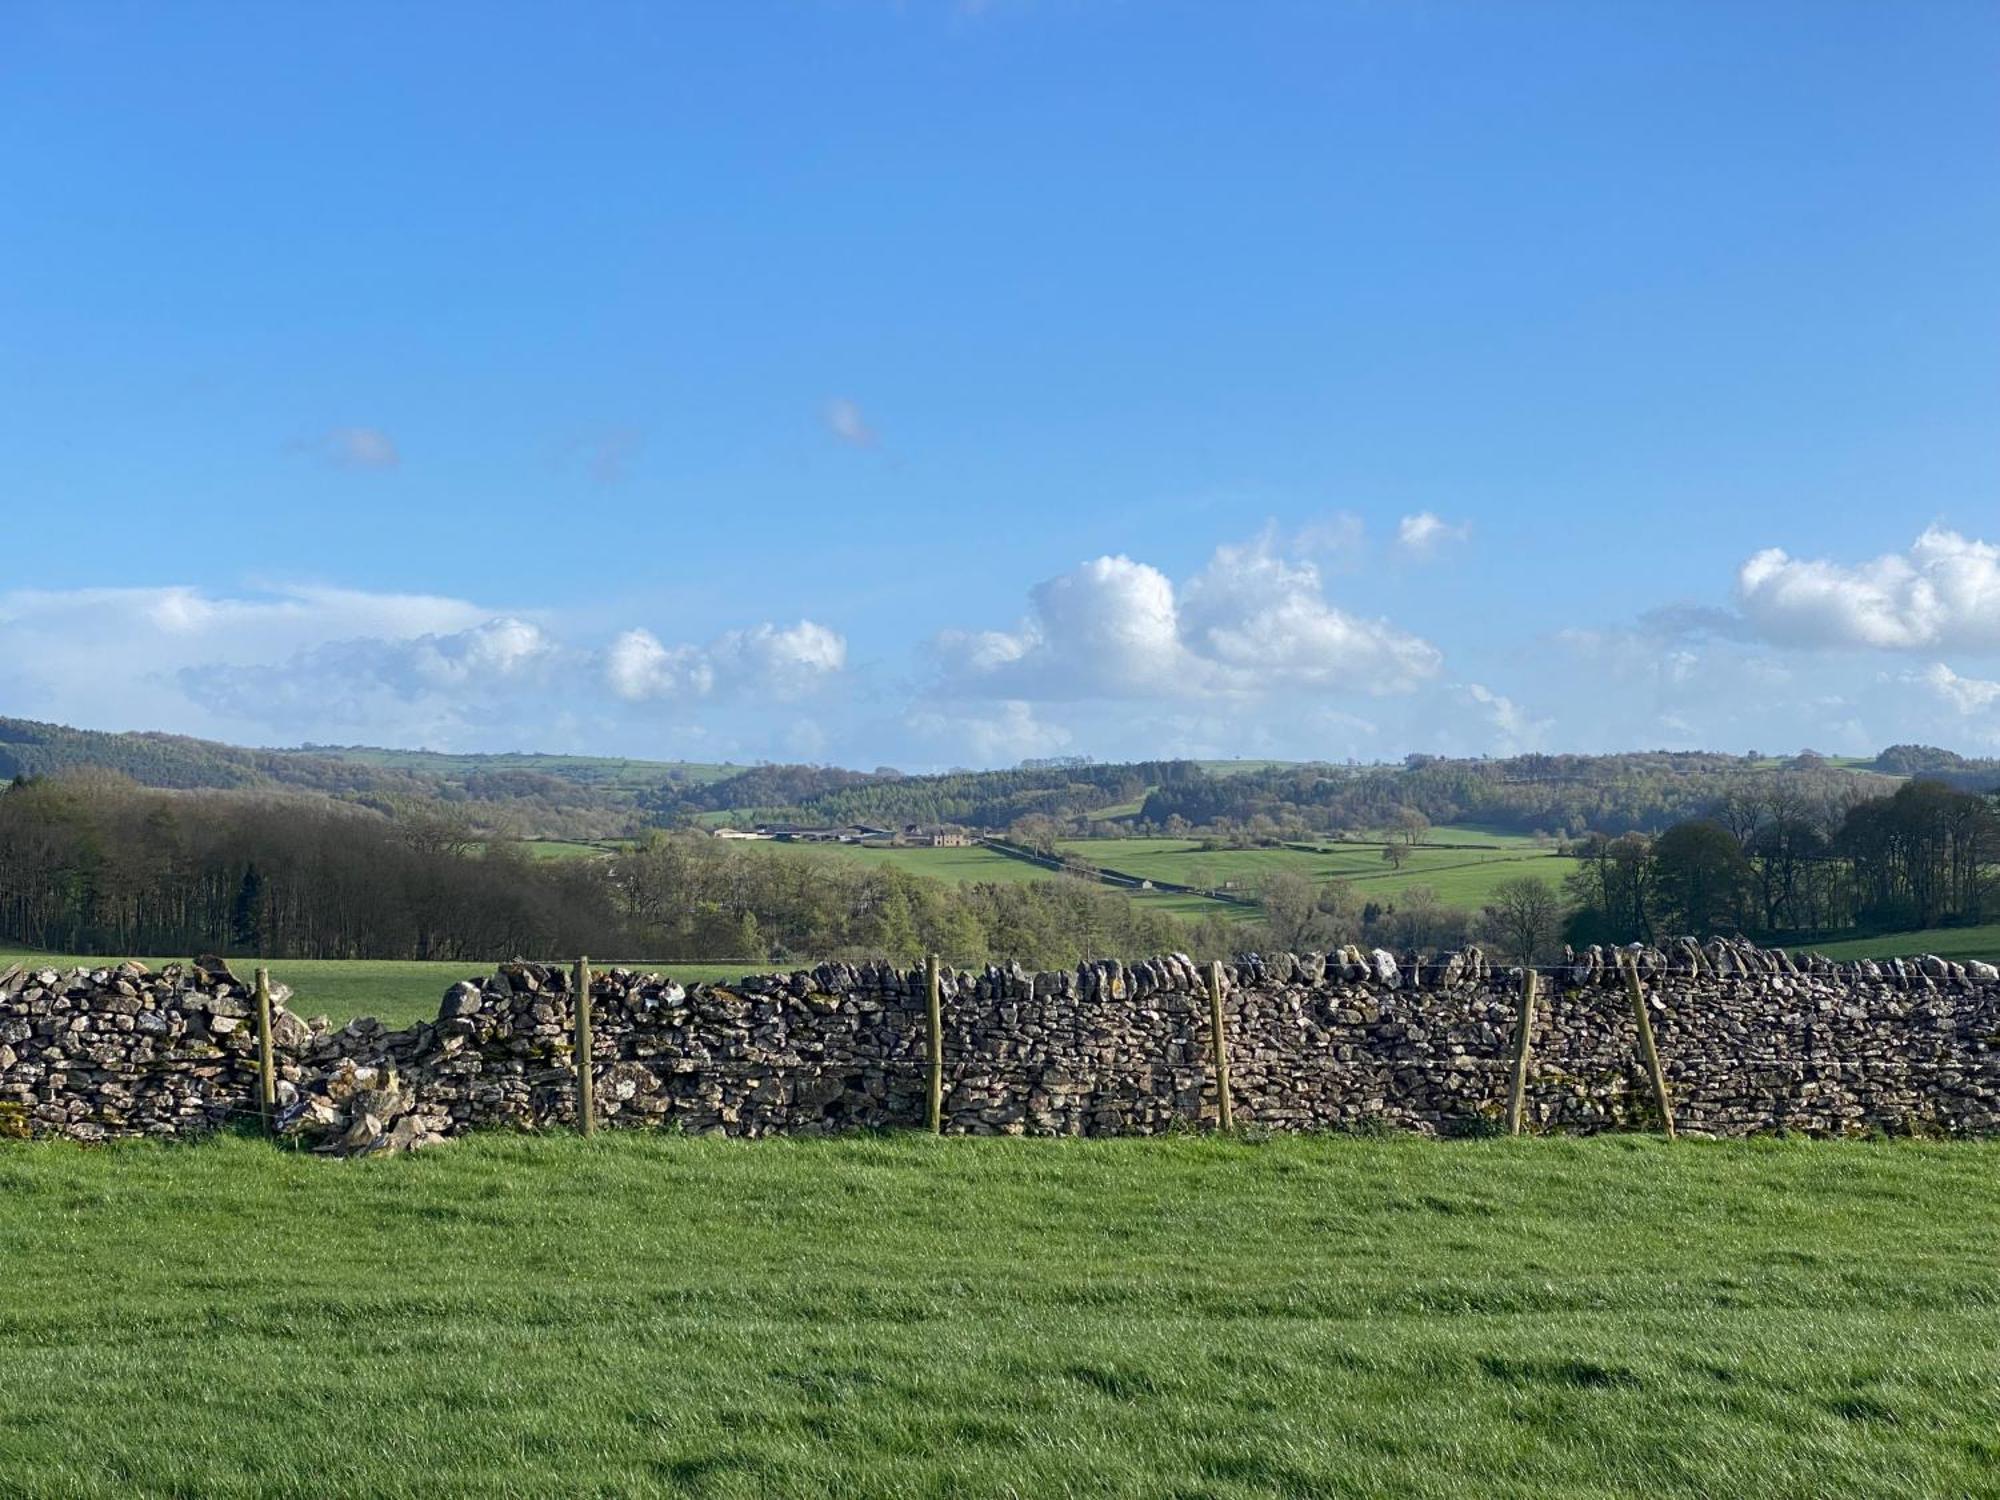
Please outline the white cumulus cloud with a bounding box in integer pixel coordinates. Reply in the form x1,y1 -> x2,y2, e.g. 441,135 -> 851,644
0,581 -> 852,751
605,620 -> 846,703
931,537 -> 1441,702
1736,527 -> 2000,652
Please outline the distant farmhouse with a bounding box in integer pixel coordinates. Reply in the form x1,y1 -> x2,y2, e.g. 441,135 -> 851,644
710,822 -> 972,848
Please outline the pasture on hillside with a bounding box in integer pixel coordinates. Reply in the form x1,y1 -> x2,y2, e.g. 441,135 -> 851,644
0,1134 -> 1992,1498
781,841 -> 1254,922
755,824 -> 1565,923
1057,834 -> 1572,910
1810,922 -> 2000,967
487,838 -> 631,860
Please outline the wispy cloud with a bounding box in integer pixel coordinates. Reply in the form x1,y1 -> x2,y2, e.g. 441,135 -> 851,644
570,427 -> 643,485
299,425 -> 401,471
1907,662 -> 2000,717
605,620 -> 847,703
823,397 -> 878,448
1395,511 -> 1470,558
1292,512 -> 1366,558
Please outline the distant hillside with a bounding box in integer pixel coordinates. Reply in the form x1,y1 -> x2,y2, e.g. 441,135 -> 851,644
1136,751 -> 1918,839
0,718 -> 699,839
290,744 -> 744,791
0,718 -> 422,795
5,716 -> 1994,843
654,760 -> 1201,831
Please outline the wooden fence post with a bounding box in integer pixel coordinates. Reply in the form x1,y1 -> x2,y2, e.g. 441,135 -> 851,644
1619,954 -> 1675,1139
1206,960 -> 1234,1133
253,967 -> 277,1135
574,955 -> 595,1138
1505,968 -> 1536,1137
925,954 -> 944,1134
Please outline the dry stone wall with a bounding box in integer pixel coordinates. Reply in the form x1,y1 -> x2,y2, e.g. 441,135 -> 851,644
4,940 -> 1997,1154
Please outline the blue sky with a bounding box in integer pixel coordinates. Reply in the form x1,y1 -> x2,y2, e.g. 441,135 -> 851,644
3,1 -> 1997,767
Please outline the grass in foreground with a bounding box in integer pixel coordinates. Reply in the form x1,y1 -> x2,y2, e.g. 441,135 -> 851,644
0,1134 -> 1992,1498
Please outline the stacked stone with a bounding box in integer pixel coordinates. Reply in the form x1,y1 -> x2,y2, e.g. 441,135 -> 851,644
573,959 -> 934,1137
1642,963 -> 2000,1138
0,956 -> 314,1143
4,939 -> 1997,1152
934,956 -> 1210,1135
1224,959 -> 1521,1136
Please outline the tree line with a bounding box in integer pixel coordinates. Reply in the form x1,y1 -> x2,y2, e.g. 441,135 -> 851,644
4,767 -> 1991,976
0,773 -> 1219,969
1237,776 -> 2000,965
1133,752 -> 1912,841
1564,778 -> 1998,945
648,759 -> 1199,832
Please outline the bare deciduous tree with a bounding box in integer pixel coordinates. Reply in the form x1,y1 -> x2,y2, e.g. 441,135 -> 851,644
1476,875 -> 1564,966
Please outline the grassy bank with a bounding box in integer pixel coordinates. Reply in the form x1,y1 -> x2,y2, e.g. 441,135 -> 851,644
0,1134 -> 1992,1497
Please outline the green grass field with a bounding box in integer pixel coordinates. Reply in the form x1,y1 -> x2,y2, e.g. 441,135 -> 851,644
1809,922 -> 2000,966
1192,758 -> 1306,776
812,841 -> 1057,885
0,952 -> 752,1029
786,841 -> 1252,921
0,1134 -> 1991,1497
1058,836 -> 1571,910
513,837 -> 629,860
777,824 -> 1568,920
1398,823 -> 1552,848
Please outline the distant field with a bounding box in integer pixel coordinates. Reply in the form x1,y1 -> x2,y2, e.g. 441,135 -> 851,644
1808,923 -> 2000,966
1083,796 -> 1146,822
776,841 -> 1252,922
1191,758 -> 1304,776
1059,835 -> 1571,910
765,828 -> 1563,918
811,842 -> 1054,885
1395,822 -> 1551,848
513,838 -> 628,860
0,951 -> 754,1029
1,1134 -> 1993,1497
